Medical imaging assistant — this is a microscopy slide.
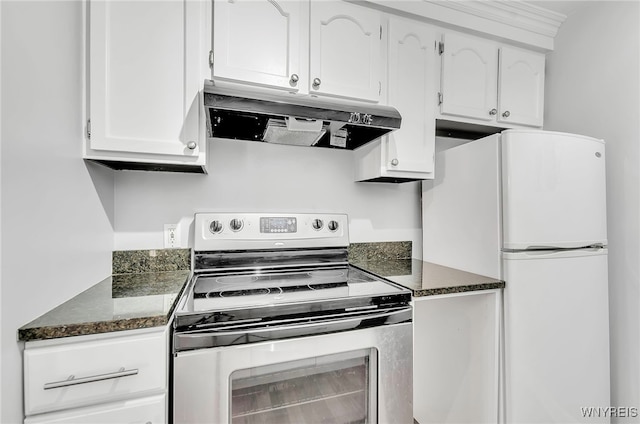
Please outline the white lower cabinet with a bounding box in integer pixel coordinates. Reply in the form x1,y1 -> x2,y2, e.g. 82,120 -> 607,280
24,394 -> 166,424
413,290 -> 501,424
23,327 -> 168,424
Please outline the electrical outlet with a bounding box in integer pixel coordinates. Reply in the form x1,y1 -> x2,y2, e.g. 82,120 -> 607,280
164,224 -> 179,248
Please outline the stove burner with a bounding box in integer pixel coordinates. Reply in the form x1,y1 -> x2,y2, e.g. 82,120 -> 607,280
215,275 -> 259,285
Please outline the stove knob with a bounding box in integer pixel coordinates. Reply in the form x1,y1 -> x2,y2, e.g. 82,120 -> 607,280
311,219 -> 324,231
328,220 -> 339,232
229,218 -> 244,232
209,220 -> 223,234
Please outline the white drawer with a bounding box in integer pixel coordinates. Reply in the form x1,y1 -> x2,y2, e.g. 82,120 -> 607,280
24,393 -> 166,424
24,329 -> 167,415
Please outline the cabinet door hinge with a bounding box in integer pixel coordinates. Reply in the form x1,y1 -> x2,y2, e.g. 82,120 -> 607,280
209,50 -> 214,69
380,25 -> 382,40
438,92 -> 443,105
86,119 -> 91,139
438,41 -> 444,55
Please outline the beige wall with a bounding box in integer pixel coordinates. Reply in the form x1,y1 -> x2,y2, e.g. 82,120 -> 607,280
544,1 -> 640,418
0,2 -> 114,422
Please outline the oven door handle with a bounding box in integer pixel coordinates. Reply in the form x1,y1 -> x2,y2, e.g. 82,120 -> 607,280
174,307 -> 411,352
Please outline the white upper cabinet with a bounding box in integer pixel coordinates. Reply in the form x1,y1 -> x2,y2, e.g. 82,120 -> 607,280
355,16 -> 437,182
498,46 -> 545,127
440,33 -> 498,122
212,0 -> 304,92
86,0 -> 209,172
309,2 -> 382,102
386,18 -> 436,175
438,31 -> 545,128
211,0 -> 383,103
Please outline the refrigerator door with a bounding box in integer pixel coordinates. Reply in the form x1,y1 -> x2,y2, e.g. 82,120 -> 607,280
503,248 -> 610,423
501,130 -> 607,250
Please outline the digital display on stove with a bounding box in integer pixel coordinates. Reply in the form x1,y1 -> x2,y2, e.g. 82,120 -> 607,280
260,217 -> 297,233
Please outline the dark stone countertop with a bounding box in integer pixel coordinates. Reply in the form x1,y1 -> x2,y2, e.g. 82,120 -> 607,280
18,270 -> 190,342
350,258 -> 504,297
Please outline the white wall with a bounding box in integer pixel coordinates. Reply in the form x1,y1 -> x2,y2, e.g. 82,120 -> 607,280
544,1 -> 640,418
0,2 -> 114,422
0,1 -> 3,418
114,138 -> 424,257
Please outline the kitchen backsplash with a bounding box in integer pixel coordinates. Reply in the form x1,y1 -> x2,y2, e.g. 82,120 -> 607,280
112,249 -> 191,274
348,241 -> 412,262
112,244 -> 411,274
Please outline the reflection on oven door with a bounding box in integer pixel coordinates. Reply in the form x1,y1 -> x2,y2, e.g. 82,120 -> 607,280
231,349 -> 374,424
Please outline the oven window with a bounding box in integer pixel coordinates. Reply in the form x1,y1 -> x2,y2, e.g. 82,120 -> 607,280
230,348 -> 377,424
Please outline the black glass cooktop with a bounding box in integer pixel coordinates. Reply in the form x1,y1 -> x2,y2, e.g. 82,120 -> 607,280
191,266 -> 405,311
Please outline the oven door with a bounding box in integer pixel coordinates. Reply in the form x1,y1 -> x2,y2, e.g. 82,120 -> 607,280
173,311 -> 412,424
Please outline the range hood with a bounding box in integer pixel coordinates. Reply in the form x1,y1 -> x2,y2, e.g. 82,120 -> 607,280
203,81 -> 401,150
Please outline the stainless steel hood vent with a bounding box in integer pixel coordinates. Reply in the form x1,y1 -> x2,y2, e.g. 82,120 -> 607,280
203,82 -> 401,150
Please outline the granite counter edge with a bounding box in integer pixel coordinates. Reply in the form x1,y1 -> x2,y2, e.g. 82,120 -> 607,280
18,271 -> 191,343
18,314 -> 172,342
411,281 -> 505,297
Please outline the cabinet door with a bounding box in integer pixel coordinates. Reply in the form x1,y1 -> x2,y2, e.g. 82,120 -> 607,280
24,394 -> 166,424
309,2 -> 382,102
440,32 -> 498,121
385,18 -> 436,175
212,0 -> 304,92
24,329 -> 167,415
88,0 -> 205,159
413,291 -> 501,424
498,46 -> 545,127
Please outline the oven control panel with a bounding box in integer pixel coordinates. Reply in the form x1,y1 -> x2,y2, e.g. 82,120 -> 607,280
260,217 -> 297,233
194,213 -> 349,251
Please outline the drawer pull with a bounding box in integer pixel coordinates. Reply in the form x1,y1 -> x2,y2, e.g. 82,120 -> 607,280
43,367 -> 139,390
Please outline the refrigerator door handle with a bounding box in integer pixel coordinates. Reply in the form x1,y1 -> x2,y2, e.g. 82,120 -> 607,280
503,247 -> 607,260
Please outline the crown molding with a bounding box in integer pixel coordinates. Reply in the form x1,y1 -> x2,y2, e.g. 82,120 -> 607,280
358,0 -> 567,50
433,0 -> 566,37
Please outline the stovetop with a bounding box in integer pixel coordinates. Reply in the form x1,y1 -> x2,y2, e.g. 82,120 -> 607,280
175,264 -> 411,330
191,266 -> 406,311
173,212 -> 412,331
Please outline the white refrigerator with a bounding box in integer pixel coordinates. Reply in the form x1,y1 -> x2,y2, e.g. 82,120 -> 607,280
422,129 -> 610,423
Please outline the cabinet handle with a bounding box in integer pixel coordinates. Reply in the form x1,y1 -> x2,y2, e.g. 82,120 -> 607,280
289,74 -> 299,85
43,367 -> 139,390
391,158 -> 399,166
502,110 -> 511,118
186,141 -> 197,150
489,108 -> 497,116
312,78 -> 321,89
